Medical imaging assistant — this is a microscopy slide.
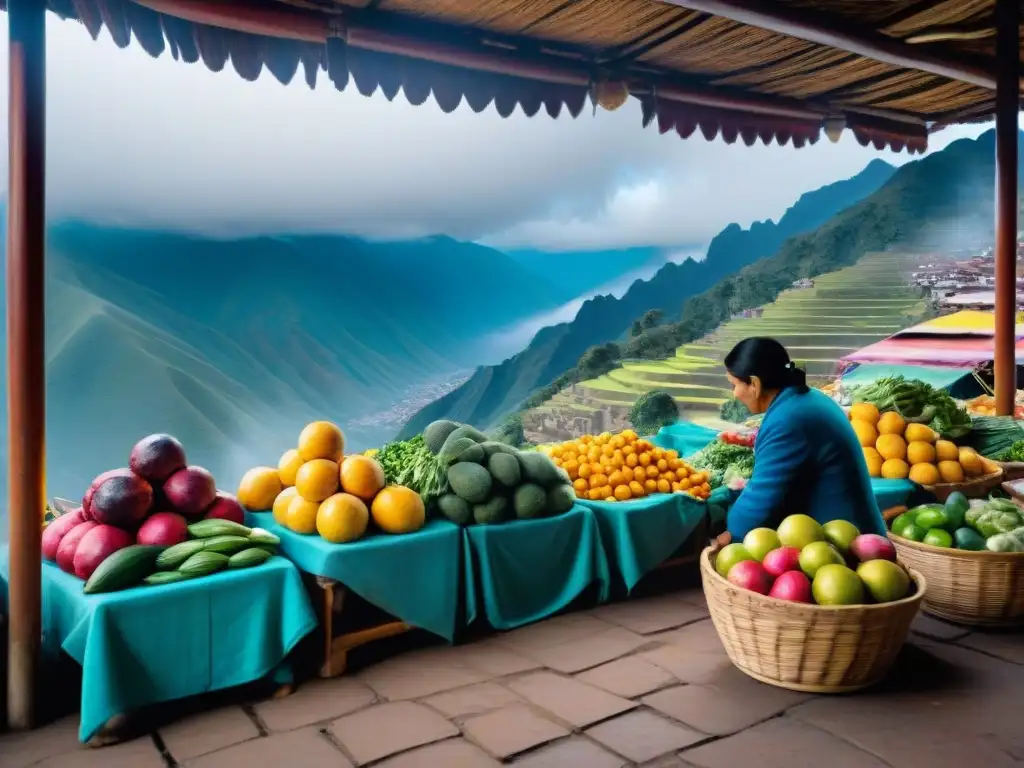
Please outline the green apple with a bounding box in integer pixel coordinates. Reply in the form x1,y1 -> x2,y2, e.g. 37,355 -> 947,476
812,564 -> 865,606
798,541 -> 844,579
822,519 -> 861,555
777,514 -> 825,549
715,543 -> 755,578
856,559 -> 910,603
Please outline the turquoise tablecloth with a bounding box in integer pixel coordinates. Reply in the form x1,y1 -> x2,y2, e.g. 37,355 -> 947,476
652,422 -> 721,456
463,504 -> 610,631
871,478 -> 916,509
248,512 -> 464,642
0,547 -> 316,743
579,494 -> 707,592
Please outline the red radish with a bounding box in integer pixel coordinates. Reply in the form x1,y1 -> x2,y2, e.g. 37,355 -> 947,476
73,525 -> 134,580
768,570 -> 813,603
762,546 -> 802,577
83,468 -> 133,519
41,508 -> 87,561
136,511 -> 189,547
204,492 -> 245,525
850,534 -> 897,563
163,466 -> 217,518
56,522 -> 99,574
727,560 -> 774,595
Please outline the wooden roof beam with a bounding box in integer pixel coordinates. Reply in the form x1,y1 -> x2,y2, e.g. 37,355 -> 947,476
657,0 -> 1001,90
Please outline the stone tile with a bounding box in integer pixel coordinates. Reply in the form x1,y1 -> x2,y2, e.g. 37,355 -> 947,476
591,596 -> 708,635
33,736 -> 167,768
675,587 -> 707,608
507,671 -> 636,728
454,639 -> 542,677
253,678 -> 377,732
682,717 -> 889,768
522,627 -> 648,673
510,737 -> 626,768
357,651 -> 490,701
585,710 -> 705,763
910,614 -> 971,642
498,614 -> 615,652
373,739 -> 501,767
463,704 -> 569,759
160,706 -> 260,761
640,646 -> 732,685
328,701 -> 458,765
424,682 -> 523,719
188,728 -> 352,768
0,715 -> 83,768
648,619 -> 723,653
575,656 -> 677,698
957,631 -> 1024,665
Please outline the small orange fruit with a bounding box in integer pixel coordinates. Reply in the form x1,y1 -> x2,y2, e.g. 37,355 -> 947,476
340,455 -> 386,502
371,485 -> 426,534
237,467 -> 283,511
295,459 -> 340,503
272,487 -> 298,526
297,420 -> 345,462
285,494 -> 320,534
277,449 -> 303,487
317,493 -> 369,543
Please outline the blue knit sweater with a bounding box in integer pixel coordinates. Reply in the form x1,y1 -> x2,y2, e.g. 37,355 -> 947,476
726,387 -> 886,540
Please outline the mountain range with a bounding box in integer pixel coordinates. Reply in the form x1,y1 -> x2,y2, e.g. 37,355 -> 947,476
397,158 -> 898,437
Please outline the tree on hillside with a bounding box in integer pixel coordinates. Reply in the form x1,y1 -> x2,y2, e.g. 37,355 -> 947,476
630,309 -> 665,337
577,343 -> 621,379
629,391 -> 680,436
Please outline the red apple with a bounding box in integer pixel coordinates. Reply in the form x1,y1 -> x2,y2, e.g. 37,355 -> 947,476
850,534 -> 897,563
726,560 -> 774,595
762,546 -> 802,577
768,570 -> 813,603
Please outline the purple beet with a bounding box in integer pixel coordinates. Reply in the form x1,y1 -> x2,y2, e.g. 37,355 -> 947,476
89,471 -> 154,529
83,468 -> 134,519
129,434 -> 187,483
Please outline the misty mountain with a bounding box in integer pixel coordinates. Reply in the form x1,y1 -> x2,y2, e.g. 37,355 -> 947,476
506,247 -> 668,296
398,157 -> 898,437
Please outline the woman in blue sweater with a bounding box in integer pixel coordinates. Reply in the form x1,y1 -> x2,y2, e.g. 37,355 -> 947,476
724,337 -> 887,540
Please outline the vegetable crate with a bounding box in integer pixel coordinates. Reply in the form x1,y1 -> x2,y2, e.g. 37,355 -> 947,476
700,547 -> 925,693
889,537 -> 1024,626
920,466 -> 1004,503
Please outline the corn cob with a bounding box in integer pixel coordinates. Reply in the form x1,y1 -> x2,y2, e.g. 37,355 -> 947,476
178,550 -> 230,576
228,548 -> 273,569
202,535 -> 253,555
155,539 -> 206,570
187,519 -> 251,539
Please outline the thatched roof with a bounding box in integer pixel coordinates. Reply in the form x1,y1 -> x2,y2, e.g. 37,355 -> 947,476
17,0 -> 1023,154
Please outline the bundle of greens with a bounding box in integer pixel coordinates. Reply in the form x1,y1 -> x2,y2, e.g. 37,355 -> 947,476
850,376 -> 972,439
962,415 -> 1024,459
375,435 -> 448,503
689,442 -> 755,488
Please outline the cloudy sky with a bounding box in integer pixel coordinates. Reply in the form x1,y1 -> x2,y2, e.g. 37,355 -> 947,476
0,14 -> 997,251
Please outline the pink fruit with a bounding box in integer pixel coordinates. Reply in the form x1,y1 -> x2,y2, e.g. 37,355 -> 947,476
762,546 -> 802,577
73,525 -> 134,580
90,471 -> 153,529
41,508 -> 86,561
136,511 -> 189,547
726,560 -> 774,595
130,434 -> 187,483
768,570 -> 813,603
850,534 -> 897,563
204,492 -> 246,526
83,468 -> 133,519
55,521 -> 99,574
163,466 -> 218,518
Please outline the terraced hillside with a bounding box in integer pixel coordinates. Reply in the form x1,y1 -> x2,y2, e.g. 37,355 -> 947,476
524,252 -> 929,437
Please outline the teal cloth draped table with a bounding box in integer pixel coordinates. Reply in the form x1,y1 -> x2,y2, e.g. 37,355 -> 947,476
0,547 -> 316,743
871,478 -> 916,509
463,504 -> 610,631
578,494 -> 707,592
248,512 -> 463,642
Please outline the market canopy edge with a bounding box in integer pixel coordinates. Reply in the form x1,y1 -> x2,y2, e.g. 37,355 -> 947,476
8,0 -> 1024,153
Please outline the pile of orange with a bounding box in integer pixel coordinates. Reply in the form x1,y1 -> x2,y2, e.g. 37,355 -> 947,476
542,429 -> 711,502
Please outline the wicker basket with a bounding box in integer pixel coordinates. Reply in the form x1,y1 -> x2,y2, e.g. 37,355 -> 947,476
997,461 -> 1024,482
920,466 -> 1003,503
889,535 -> 1024,626
700,547 -> 925,693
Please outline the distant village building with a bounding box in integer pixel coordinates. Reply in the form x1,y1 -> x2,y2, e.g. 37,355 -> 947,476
791,278 -> 813,289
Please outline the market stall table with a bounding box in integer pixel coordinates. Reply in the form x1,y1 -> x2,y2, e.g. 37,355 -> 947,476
247,512 -> 465,676
0,547 -> 316,743
463,503 -> 610,630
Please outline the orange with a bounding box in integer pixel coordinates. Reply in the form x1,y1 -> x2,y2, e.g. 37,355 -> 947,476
880,458 -> 910,480
588,488 -> 603,501
629,480 -> 645,498
646,465 -> 659,478
371,485 -> 426,534
644,479 -> 658,494
295,459 -> 340,503
573,478 -> 588,493
608,471 -> 626,487
908,463 -> 940,486
578,464 -> 592,480
657,478 -> 671,494
877,411 -> 906,436
935,440 -> 959,462
297,420 -> 345,462
937,460 -> 965,483
237,467 -> 284,511
340,455 -> 386,501
862,447 -> 883,478
876,434 -> 907,462
848,402 -> 880,425
316,493 -> 369,543
285,494 -> 320,534
850,419 -> 878,448
589,473 -> 608,489
613,484 -> 632,501
906,441 -> 936,466
656,459 -> 668,473
272,487 -> 298,526
904,424 -> 937,443
278,449 -> 304,487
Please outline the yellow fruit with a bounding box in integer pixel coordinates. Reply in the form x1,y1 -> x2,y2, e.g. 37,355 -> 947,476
937,460 -> 965,483
862,447 -> 883,478
881,458 -> 910,479
371,485 -> 426,534
316,493 -> 369,543
614,484 -> 632,501
573,478 -> 588,493
850,419 -> 878,448
629,480 -> 645,498
935,440 -> 959,462
877,411 -> 907,436
237,467 -> 284,511
849,402 -> 880,425
272,487 -> 298,526
285,495 -> 320,534
904,424 -> 937,444
908,463 -> 940,486
906,441 -> 936,466
958,447 -> 984,477
295,459 -> 340,503
875,434 -> 907,462
340,455 -> 386,501
277,449 -> 304,487
297,420 -> 345,462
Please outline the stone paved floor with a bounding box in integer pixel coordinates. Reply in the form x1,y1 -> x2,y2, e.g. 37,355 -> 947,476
3,587 -> 1023,767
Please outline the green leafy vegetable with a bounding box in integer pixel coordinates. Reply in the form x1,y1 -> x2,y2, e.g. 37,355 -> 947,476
375,435 -> 448,503
967,416 -> 1024,459
689,442 -> 754,488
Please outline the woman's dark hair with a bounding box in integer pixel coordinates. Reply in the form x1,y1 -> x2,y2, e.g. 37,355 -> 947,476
724,337 -> 809,393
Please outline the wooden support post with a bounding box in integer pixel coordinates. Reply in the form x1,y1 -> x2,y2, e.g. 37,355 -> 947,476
993,0 -> 1020,417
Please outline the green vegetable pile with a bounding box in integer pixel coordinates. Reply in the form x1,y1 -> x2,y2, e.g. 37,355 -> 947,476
892,492 -> 1024,552
965,415 -> 1024,459
850,376 -> 971,439
689,442 -> 754,488
995,439 -> 1024,463
375,434 -> 448,503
